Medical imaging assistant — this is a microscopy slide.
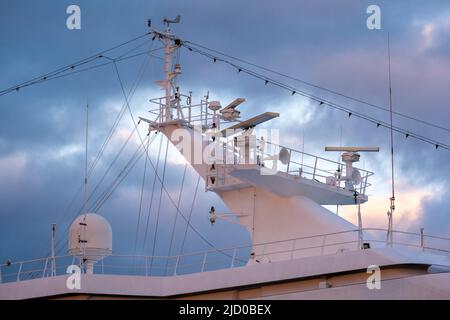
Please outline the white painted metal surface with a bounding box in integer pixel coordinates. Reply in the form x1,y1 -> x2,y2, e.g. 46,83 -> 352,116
4,23 -> 448,300
2,246 -> 450,299
228,168 -> 367,204
68,213 -> 112,274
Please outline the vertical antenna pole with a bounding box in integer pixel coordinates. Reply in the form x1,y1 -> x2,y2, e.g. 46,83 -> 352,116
387,32 -> 395,247
83,103 -> 89,214
51,223 -> 56,277
336,127 -> 342,215
301,133 -> 304,172
357,197 -> 363,249
164,25 -> 172,121
81,102 -> 89,272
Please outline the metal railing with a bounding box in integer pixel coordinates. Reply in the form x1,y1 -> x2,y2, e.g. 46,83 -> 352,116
1,228 -> 449,284
205,138 -> 374,195
259,140 -> 374,195
148,95 -> 220,128
145,94 -> 373,195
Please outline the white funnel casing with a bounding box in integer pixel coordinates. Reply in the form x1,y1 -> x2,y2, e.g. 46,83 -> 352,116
159,124 -> 359,264
144,26 -> 366,265
68,213 -> 112,274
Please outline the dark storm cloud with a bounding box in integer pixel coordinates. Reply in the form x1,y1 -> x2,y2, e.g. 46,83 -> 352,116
1,0 -> 450,266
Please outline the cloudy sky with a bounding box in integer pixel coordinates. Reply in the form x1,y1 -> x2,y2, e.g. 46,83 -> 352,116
1,0 -> 450,271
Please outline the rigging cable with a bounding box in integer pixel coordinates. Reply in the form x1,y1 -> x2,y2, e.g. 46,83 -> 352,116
141,134 -> 164,252
0,46 -> 163,98
88,45 -> 154,176
181,42 -> 450,150
164,161 -> 188,274
91,137 -> 153,212
50,49 -> 153,257
53,127 -> 143,256
88,128 -> 138,211
183,40 -> 450,134
179,175 -> 201,255
112,59 -> 239,261
133,137 -> 150,257
149,138 -> 170,273
5,31 -> 447,146
42,47 -> 163,86
0,32 -> 153,96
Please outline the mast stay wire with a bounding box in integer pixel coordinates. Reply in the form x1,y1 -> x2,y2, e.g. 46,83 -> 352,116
52,129 -> 150,256
5,29 -> 447,138
181,43 -> 450,150
133,137 -> 151,257
0,32 -> 154,96
179,175 -> 202,256
146,37 -> 183,271
113,59 -> 225,260
164,162 -> 188,274
90,135 -> 155,213
50,50 -> 154,257
27,135 -> 149,279
14,46 -> 164,93
141,134 -> 164,253
148,138 -> 170,273
113,57 -> 246,264
183,40 -> 450,134
46,130 -> 152,272
18,32 -> 238,265
88,128 -> 139,211
49,48 -> 155,258
82,59 -> 148,213
48,124 -> 137,257
37,41 -> 156,258
87,43 -> 155,176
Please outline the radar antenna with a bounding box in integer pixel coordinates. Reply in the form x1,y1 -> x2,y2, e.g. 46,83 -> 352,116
325,146 -> 379,249
163,15 -> 181,26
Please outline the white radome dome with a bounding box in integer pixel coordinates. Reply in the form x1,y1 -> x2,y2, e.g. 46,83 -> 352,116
68,213 -> 112,260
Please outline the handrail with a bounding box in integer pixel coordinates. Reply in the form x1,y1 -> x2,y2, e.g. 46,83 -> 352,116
2,228 -> 449,269
145,95 -> 374,195
1,228 -> 449,283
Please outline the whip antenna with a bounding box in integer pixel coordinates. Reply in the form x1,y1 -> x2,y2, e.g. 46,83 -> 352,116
387,33 -> 396,247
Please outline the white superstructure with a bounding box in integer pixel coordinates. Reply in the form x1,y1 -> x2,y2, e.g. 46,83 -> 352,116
1,19 -> 450,300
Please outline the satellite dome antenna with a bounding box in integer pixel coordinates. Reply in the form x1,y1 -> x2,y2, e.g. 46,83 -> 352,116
68,214 -> 112,274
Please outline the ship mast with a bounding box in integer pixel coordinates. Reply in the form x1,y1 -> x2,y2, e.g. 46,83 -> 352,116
164,23 -> 172,121
162,15 -> 181,122
139,21 -> 379,263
